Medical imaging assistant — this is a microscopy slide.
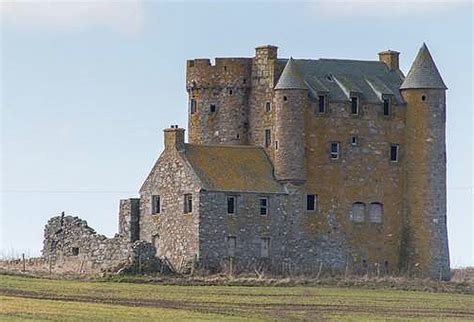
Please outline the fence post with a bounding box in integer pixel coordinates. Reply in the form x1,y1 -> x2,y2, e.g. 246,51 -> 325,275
22,253 -> 25,272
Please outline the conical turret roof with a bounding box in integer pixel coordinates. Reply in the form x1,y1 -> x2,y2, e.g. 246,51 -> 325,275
400,43 -> 447,90
275,57 -> 307,90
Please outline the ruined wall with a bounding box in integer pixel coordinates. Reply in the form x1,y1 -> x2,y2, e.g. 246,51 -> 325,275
186,58 -> 252,145
402,89 -> 450,280
118,198 -> 140,243
41,215 -> 160,274
139,147 -> 201,273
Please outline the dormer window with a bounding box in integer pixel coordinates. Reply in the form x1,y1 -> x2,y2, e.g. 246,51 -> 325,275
350,96 -> 359,115
383,97 -> 391,116
318,95 -> 327,113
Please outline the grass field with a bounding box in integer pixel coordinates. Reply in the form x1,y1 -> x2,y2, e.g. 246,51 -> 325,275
1,274 -> 473,321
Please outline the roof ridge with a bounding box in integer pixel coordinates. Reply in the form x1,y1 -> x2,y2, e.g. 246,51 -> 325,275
185,143 -> 264,150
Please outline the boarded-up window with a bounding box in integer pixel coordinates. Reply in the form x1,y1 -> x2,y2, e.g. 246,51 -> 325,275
190,99 -> 197,114
350,202 -> 365,222
152,195 -> 160,214
260,237 -> 270,258
227,236 -> 236,257
369,202 -> 383,223
184,194 -> 192,213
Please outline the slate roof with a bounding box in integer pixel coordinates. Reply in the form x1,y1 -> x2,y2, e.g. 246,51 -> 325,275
277,58 -> 405,103
184,144 -> 284,193
400,43 -> 447,90
274,57 -> 308,90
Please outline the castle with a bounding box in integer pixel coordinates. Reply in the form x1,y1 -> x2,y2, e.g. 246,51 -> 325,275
40,44 -> 450,279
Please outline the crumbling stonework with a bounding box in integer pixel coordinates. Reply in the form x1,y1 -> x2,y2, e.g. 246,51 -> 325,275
41,214 -> 161,274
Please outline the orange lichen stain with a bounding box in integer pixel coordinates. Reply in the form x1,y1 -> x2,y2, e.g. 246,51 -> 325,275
152,215 -> 160,224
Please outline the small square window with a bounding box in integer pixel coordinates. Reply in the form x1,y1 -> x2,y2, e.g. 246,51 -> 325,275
265,102 -> 272,112
227,236 -> 236,257
330,142 -> 340,159
152,195 -> 161,214
351,97 -> 359,115
318,95 -> 327,113
71,247 -> 79,256
259,197 -> 268,216
383,97 -> 391,116
190,99 -> 197,114
210,104 -> 217,113
307,194 -> 318,211
260,237 -> 270,258
390,144 -> 399,162
264,129 -> 271,147
227,196 -> 236,214
184,194 -> 192,213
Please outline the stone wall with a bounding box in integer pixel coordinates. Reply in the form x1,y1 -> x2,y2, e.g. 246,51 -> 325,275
401,88 -> 450,280
41,215 -> 161,274
186,58 -> 252,145
139,140 -> 202,273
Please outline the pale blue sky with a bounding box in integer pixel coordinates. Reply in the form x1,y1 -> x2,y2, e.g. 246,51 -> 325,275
1,1 -> 473,267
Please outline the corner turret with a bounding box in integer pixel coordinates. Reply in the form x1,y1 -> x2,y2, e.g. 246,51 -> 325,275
273,58 -> 307,184
400,43 -> 450,280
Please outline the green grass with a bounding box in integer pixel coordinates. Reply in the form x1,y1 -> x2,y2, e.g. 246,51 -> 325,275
1,274 -> 473,321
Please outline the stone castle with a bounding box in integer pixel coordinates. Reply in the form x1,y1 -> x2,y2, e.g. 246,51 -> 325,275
39,44 -> 450,279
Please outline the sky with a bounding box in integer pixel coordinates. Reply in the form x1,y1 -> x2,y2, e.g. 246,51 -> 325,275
1,0 -> 473,267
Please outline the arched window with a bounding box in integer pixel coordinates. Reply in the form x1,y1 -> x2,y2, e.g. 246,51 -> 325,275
369,202 -> 383,223
350,202 -> 365,222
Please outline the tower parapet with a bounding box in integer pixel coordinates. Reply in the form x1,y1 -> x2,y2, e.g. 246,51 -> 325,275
400,43 -> 450,280
186,58 -> 252,145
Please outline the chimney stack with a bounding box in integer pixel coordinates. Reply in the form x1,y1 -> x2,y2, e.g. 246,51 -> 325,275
378,50 -> 400,70
164,125 -> 185,151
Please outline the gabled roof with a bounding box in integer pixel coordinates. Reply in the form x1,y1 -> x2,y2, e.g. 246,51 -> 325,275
400,43 -> 447,90
184,144 -> 284,193
277,58 -> 404,103
274,57 -> 308,90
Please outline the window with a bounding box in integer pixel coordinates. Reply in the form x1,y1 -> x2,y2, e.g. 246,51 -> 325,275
318,95 -> 327,113
71,247 -> 79,256
190,99 -> 197,114
330,142 -> 340,159
369,202 -> 383,223
152,195 -> 161,214
229,89 -> 233,95
421,95 -> 426,101
264,129 -> 271,147
307,194 -> 318,211
210,104 -> 216,113
184,194 -> 192,213
351,96 -> 359,115
227,196 -> 236,215
351,136 -> 359,146
390,144 -> 399,162
259,197 -> 268,216
275,140 -> 278,150
265,102 -> 272,112
350,202 -> 366,222
283,96 -> 288,101
227,236 -> 236,257
260,237 -> 270,258
383,97 -> 391,116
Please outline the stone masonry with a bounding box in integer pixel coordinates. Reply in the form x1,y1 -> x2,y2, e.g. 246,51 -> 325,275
33,43 -> 449,280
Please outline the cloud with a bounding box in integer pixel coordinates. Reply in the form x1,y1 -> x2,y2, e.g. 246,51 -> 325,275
312,0 -> 470,17
0,0 -> 147,36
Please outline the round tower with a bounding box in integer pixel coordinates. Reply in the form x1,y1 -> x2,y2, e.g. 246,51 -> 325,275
273,57 -> 307,184
186,58 -> 251,145
400,43 -> 450,280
